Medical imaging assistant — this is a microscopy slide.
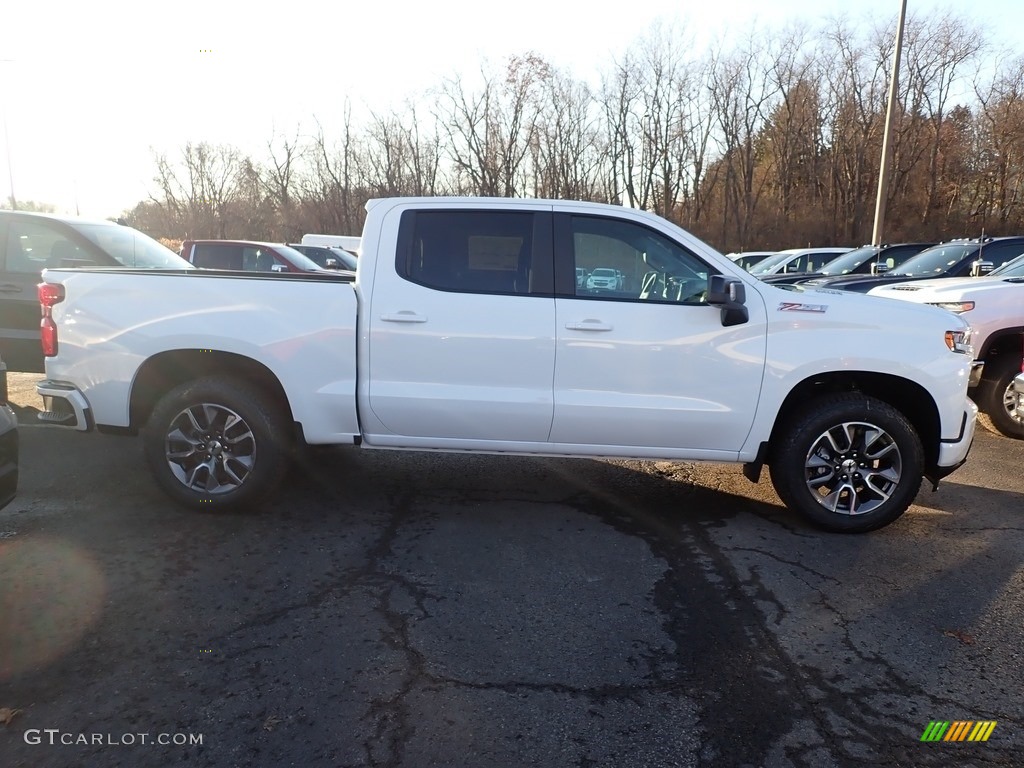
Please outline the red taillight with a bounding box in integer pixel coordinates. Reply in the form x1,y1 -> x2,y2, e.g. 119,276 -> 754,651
39,282 -> 65,308
38,282 -> 65,357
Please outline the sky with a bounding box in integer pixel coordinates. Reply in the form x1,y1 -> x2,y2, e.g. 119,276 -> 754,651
1,0 -> 1020,218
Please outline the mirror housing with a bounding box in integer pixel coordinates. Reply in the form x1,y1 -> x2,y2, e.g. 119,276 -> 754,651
707,275 -> 749,327
970,260 -> 993,277
870,261 -> 889,275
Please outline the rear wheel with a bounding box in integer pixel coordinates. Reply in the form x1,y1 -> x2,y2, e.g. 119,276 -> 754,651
142,377 -> 291,511
769,394 -> 924,533
977,358 -> 1024,439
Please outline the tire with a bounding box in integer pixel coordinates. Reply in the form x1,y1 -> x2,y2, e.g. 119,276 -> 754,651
768,394 -> 924,533
977,358 -> 1024,439
142,377 -> 291,511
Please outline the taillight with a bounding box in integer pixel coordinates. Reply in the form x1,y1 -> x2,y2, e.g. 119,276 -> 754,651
38,282 -> 65,357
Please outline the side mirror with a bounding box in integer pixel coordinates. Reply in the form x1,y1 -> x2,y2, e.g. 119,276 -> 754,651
870,262 -> 889,275
971,260 -> 993,277
707,275 -> 749,327
271,264 -> 287,273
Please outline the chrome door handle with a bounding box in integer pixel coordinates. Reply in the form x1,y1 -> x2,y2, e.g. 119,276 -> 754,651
381,312 -> 427,323
565,321 -> 613,331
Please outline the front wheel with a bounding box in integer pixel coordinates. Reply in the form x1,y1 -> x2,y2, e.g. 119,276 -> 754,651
977,358 -> 1024,439
142,377 -> 291,511
768,394 -> 924,533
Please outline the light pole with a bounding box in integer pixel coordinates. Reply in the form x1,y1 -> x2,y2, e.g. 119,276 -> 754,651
871,0 -> 908,245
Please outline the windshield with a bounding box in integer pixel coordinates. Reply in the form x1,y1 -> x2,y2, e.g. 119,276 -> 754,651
328,248 -> 358,270
889,244 -> 974,276
75,223 -> 192,269
990,253 -> 1024,276
592,268 -> 616,277
749,251 -> 800,275
817,246 -> 877,275
276,245 -> 326,271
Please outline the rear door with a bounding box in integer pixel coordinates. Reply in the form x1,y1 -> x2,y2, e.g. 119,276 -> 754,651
550,212 -> 767,453
364,205 -> 556,442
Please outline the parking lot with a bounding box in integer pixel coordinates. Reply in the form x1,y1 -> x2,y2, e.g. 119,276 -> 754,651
2,373 -> 1022,767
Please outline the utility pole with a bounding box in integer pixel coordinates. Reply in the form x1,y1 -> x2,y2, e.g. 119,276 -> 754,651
871,0 -> 908,245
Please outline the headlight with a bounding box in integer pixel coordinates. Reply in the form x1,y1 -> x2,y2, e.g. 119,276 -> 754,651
944,328 -> 973,355
929,301 -> 975,313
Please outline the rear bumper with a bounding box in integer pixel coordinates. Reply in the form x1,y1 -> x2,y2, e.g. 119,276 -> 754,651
35,380 -> 92,431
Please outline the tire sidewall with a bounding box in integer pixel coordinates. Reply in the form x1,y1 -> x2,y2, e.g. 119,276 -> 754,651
142,377 -> 289,511
978,360 -> 1024,439
770,396 -> 924,533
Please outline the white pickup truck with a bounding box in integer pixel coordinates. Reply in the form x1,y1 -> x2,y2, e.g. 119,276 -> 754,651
870,267 -> 1024,438
36,197 -> 977,533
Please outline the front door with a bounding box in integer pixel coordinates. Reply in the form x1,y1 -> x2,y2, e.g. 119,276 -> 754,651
550,213 -> 767,453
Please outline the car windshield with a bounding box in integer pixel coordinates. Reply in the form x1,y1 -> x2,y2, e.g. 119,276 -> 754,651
817,246 -> 877,275
990,252 -> 1024,276
749,251 -> 800,275
889,244 -> 974,276
75,223 -> 192,269
276,245 -> 326,271
592,268 -> 616,277
328,248 -> 358,270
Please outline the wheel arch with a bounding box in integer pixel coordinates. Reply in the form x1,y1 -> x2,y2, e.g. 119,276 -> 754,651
129,350 -> 295,433
978,329 -> 1023,383
766,372 -> 941,468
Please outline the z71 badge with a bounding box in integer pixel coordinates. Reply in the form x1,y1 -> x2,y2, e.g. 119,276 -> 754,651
778,302 -> 828,313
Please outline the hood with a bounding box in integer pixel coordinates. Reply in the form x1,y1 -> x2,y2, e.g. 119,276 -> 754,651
870,275 -> 1024,301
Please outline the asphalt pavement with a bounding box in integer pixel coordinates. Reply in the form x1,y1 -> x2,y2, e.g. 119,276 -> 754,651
1,374 -> 1021,767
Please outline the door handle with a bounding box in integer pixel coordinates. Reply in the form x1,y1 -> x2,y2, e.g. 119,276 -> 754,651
0,284 -> 23,293
565,320 -> 613,331
380,312 -> 427,323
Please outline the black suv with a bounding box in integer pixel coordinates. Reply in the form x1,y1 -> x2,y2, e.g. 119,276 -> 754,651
760,242 -> 934,286
0,210 -> 188,372
802,237 -> 1024,293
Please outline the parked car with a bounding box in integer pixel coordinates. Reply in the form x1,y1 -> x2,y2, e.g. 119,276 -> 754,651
759,243 -> 935,286
288,243 -> 358,271
0,209 -> 190,372
585,267 -> 623,291
727,251 -> 776,271
803,236 -> 1024,293
180,240 -> 328,273
748,247 -> 852,277
0,355 -> 18,510
869,252 -> 1024,438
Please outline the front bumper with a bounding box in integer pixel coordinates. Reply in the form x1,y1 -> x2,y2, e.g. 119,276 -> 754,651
36,380 -> 92,431
927,397 -> 977,486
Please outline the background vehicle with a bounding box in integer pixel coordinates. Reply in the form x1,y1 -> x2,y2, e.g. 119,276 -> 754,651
727,251 -> 776,271
301,234 -> 362,253
870,254 -> 1024,438
759,243 -> 934,286
0,209 -> 189,372
585,267 -> 623,291
37,197 -> 976,533
180,240 -> 326,273
288,243 -> 358,271
748,247 -> 852,277
804,237 -> 1024,293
